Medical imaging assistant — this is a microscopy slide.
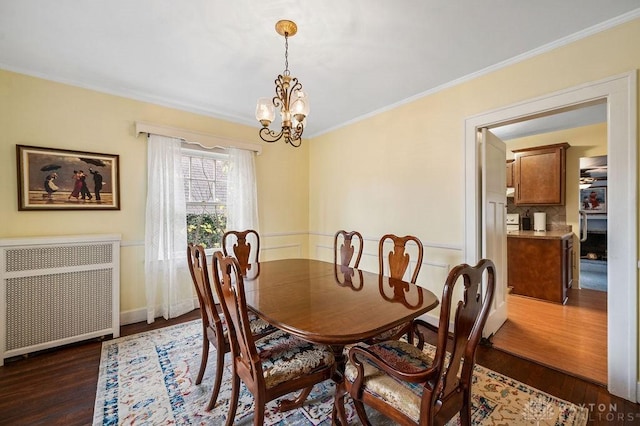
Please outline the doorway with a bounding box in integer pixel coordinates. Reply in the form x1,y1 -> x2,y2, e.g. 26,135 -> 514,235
463,72 -> 637,402
494,130 -> 609,384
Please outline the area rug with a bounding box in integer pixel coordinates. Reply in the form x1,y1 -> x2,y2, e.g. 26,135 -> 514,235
93,320 -> 588,425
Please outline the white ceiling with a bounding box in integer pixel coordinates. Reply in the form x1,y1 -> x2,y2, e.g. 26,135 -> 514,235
491,103 -> 608,141
1,1 -> 638,138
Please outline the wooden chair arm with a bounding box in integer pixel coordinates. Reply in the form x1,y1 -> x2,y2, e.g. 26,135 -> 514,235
348,344 -> 437,384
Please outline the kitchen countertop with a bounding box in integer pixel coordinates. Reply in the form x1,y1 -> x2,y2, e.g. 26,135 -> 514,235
507,230 -> 573,239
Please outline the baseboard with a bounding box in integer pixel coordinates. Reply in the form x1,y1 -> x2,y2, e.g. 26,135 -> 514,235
120,308 -> 147,326
417,311 -> 441,329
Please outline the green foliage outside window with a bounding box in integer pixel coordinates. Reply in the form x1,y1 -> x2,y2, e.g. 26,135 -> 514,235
187,212 -> 227,249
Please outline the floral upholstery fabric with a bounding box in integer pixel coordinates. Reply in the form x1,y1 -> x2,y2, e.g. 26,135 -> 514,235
255,329 -> 335,389
345,340 -> 434,423
371,322 -> 410,341
216,311 -> 276,337
248,312 -> 276,336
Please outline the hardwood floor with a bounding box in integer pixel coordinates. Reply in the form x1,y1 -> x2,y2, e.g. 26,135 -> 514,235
0,309 -> 638,425
491,288 -> 607,385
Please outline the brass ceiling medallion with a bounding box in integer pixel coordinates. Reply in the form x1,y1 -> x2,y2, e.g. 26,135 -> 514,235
275,19 -> 297,37
255,20 -> 309,148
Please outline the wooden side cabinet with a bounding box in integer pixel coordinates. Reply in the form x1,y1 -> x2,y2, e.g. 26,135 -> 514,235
512,142 -> 570,205
507,233 -> 573,304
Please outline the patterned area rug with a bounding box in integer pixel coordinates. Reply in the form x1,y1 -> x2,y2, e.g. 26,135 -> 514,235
93,320 -> 588,425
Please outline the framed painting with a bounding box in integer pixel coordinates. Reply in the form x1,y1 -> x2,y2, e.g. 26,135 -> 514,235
580,186 -> 606,214
16,145 -> 120,211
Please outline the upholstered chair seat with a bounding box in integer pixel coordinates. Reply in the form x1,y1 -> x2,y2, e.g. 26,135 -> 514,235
225,311 -> 274,336
345,340 -> 436,423
255,329 -> 335,389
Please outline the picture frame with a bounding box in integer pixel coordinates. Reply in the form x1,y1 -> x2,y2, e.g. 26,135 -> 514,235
16,145 -> 120,211
580,186 -> 606,214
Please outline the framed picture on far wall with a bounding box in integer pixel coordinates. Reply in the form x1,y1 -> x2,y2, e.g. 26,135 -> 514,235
16,145 -> 120,211
580,186 -> 606,214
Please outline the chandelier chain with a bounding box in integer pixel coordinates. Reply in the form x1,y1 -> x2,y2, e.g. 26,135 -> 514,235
283,33 -> 290,76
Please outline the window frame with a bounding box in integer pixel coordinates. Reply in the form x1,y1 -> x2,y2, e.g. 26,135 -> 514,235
181,145 -> 229,253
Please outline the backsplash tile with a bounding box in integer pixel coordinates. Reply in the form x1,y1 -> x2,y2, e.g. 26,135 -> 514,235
507,200 -> 568,231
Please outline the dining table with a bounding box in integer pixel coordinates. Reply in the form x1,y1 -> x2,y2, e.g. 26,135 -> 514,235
240,258 -> 440,425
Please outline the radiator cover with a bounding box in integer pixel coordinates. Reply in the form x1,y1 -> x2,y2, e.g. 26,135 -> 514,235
0,234 -> 120,365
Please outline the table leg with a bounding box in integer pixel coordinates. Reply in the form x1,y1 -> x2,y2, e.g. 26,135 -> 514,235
332,379 -> 349,425
330,345 -> 349,426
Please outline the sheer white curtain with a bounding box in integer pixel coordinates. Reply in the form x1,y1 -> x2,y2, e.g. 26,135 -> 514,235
226,147 -> 259,231
144,134 -> 195,323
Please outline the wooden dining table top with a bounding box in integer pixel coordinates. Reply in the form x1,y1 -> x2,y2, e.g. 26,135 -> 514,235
241,258 -> 439,345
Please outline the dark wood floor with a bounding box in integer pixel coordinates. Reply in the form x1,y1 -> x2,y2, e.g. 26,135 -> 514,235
0,310 -> 638,425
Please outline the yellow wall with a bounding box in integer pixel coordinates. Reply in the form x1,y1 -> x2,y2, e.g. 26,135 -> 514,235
309,19 -> 638,334
0,70 -> 309,320
1,18 -> 638,335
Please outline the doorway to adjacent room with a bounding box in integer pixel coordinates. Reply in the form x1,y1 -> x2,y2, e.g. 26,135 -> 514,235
489,116 -> 609,385
463,72 -> 637,401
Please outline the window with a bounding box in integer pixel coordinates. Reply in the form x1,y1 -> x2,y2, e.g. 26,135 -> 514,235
182,148 -> 228,249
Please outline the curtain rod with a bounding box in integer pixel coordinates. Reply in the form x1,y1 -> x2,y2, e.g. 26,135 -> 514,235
134,121 -> 262,155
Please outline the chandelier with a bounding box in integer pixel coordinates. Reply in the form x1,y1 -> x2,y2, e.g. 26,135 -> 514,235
255,20 -> 309,147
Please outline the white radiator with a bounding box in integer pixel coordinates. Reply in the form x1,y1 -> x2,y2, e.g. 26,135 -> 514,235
0,234 -> 120,365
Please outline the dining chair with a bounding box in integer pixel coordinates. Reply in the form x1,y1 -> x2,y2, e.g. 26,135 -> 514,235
334,230 -> 364,268
212,252 -> 336,426
378,234 -> 424,284
186,243 -> 275,411
370,234 -> 424,343
345,259 -> 496,426
222,229 -> 260,277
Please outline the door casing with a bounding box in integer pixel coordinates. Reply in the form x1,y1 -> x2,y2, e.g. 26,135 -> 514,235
464,71 -> 637,402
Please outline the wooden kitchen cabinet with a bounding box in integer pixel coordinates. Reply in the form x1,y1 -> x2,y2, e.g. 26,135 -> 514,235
506,159 -> 514,188
507,231 -> 573,304
512,143 -> 569,205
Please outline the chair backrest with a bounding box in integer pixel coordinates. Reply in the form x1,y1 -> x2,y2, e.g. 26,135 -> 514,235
222,229 -> 260,276
212,251 -> 263,386
377,234 -> 424,284
429,259 -> 496,420
334,230 -> 364,268
187,243 -> 223,332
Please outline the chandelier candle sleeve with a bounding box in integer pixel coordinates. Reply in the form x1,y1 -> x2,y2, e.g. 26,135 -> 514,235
255,98 -> 275,126
256,20 -> 308,147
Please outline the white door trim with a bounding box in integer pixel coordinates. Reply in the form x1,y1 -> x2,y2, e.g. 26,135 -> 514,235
463,71 -> 637,402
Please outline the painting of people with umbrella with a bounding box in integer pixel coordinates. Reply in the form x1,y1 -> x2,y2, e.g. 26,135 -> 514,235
16,145 -> 120,210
